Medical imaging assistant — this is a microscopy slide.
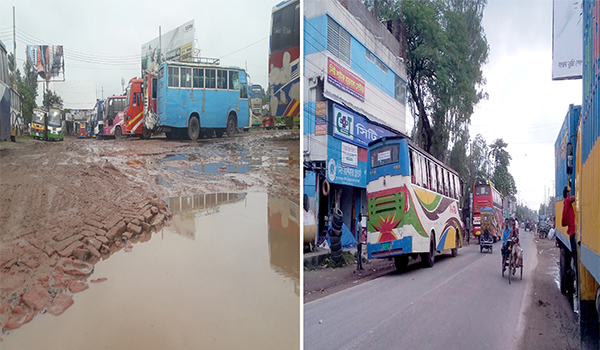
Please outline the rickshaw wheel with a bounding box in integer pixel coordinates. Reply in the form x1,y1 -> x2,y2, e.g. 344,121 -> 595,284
520,266 -> 523,280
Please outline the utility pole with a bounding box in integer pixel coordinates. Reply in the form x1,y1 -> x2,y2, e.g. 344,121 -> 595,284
13,7 -> 16,72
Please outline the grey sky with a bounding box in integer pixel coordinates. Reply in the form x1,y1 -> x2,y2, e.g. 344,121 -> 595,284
471,0 -> 582,211
0,0 -> 276,105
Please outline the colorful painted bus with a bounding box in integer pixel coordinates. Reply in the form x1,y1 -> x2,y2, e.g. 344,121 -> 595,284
249,84 -> 264,127
266,0 -> 300,129
366,135 -> 464,270
47,107 -> 63,141
31,108 -> 47,140
102,95 -> 128,138
0,39 -> 11,141
124,74 -> 156,139
153,61 -> 250,141
472,179 -> 503,241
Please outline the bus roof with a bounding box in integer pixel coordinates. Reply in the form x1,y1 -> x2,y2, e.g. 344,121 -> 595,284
272,0 -> 298,12
161,60 -> 244,72
368,134 -> 460,176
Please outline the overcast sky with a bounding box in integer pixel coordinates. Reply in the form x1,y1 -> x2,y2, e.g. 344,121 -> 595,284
469,0 -> 582,212
0,0 -> 276,106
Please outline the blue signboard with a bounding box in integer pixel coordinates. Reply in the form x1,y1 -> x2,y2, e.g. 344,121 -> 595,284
332,104 -> 396,148
327,136 -> 367,188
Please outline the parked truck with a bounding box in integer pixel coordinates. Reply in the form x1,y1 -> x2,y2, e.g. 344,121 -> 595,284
554,1 -> 600,347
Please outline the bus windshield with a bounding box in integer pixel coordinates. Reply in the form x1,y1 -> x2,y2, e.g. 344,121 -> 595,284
33,110 -> 45,124
475,185 -> 490,196
370,144 -> 399,168
48,109 -> 61,126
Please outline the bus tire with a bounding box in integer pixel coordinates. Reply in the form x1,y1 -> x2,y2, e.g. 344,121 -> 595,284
560,247 -> 568,294
394,255 -> 409,271
188,116 -> 200,141
226,114 -> 237,138
451,234 -> 459,257
115,126 -> 122,139
423,235 -> 435,268
322,179 -> 330,196
142,126 -> 151,139
10,135 -> 15,142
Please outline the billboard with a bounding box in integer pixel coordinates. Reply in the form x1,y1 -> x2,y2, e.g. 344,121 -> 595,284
26,45 -> 64,81
552,0 -> 583,80
141,20 -> 195,72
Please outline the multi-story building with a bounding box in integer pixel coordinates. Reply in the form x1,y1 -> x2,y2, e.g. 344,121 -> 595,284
303,0 -> 408,246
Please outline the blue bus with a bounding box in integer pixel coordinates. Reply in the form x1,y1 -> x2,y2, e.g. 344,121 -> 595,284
0,39 -> 11,141
154,61 -> 250,141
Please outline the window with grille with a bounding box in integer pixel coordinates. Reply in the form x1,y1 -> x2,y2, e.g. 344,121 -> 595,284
327,17 -> 351,66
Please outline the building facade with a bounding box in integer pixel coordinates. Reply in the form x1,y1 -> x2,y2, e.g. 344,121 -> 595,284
303,0 -> 408,245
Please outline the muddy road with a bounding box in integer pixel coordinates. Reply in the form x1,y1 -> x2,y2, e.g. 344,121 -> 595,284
0,130 -> 300,348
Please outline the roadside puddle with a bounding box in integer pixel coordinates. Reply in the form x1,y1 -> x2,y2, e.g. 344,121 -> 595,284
2,193 -> 300,349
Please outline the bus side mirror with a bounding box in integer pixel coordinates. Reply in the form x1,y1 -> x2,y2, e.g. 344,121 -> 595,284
566,142 -> 573,175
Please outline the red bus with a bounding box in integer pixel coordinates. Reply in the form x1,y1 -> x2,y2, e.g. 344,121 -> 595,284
472,180 -> 503,241
124,73 -> 157,138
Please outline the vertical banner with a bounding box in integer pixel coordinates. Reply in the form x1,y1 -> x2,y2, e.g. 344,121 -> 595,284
552,0 -> 583,80
315,101 -> 327,135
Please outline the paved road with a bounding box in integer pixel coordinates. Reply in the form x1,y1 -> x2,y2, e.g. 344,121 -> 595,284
304,230 -> 538,350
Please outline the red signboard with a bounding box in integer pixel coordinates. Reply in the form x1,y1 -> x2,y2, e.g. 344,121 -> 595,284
327,57 -> 365,102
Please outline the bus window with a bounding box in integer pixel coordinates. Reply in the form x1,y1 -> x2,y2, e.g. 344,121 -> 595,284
409,150 -> 415,184
206,69 -> 216,89
449,174 -> 455,199
370,144 -> 399,168
152,77 -> 157,99
436,166 -> 443,194
217,70 -> 227,89
229,71 -> 240,90
429,161 -> 436,191
180,68 -> 192,88
168,66 -> 179,88
193,69 -> 204,88
240,82 -> 248,98
421,157 -> 428,189
444,171 -> 449,196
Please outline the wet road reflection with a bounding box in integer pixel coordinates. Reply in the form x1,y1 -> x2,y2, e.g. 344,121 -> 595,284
2,193 -> 299,350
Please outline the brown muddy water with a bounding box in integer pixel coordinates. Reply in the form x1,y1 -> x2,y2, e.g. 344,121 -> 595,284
2,193 -> 300,349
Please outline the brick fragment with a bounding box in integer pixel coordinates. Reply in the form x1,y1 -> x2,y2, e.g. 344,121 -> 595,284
127,223 -> 142,236
53,234 -> 84,253
83,218 -> 104,230
58,241 -> 85,258
106,220 -> 127,240
95,236 -> 108,244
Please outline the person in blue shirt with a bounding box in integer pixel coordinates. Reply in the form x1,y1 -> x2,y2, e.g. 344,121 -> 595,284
501,218 -> 513,270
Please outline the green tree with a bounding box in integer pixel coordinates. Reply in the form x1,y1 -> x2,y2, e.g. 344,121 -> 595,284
8,54 -> 39,124
42,89 -> 63,110
402,0 -> 489,160
489,138 -> 516,197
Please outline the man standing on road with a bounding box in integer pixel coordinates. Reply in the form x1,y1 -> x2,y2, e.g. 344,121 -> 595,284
562,185 -> 577,283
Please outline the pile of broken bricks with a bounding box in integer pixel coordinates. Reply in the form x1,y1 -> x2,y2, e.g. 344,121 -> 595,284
0,198 -> 172,337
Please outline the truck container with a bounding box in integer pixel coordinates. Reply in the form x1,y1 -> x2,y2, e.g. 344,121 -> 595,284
554,1 -> 600,347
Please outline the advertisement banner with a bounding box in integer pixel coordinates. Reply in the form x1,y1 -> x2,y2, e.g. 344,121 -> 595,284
27,45 -> 64,80
327,136 -> 367,187
552,0 -> 583,80
327,57 -> 365,102
142,20 -> 195,72
341,142 -> 358,167
333,104 -> 396,147
315,101 -> 327,135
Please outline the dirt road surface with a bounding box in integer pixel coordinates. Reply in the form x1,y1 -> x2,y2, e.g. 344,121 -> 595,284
304,234 -> 579,349
0,130 -> 299,338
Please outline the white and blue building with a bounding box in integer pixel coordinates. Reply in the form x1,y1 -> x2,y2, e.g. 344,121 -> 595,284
303,0 -> 408,245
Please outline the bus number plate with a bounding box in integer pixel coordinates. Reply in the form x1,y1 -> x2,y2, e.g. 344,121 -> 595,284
382,242 -> 390,250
